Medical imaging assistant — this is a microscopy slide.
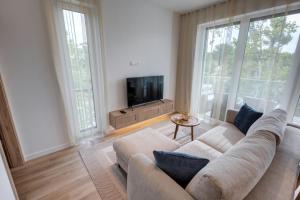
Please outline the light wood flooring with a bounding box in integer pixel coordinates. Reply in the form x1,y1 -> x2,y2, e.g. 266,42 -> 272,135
11,147 -> 100,200
11,114 -> 170,200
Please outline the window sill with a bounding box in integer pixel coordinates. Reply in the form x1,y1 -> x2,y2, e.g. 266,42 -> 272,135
287,122 -> 300,129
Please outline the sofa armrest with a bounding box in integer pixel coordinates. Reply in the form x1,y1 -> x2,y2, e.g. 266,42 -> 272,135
225,109 -> 238,124
127,154 -> 194,200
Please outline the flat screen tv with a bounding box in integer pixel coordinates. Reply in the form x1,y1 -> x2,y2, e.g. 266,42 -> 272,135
127,76 -> 164,107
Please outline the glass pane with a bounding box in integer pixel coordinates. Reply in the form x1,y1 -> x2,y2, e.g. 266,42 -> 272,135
63,10 -> 97,133
293,97 -> 300,124
200,23 -> 240,120
236,12 -> 300,112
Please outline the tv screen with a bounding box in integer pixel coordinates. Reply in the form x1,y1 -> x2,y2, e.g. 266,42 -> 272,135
127,76 -> 164,107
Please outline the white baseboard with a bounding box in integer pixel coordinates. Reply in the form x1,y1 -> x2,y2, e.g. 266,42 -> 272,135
24,143 -> 71,161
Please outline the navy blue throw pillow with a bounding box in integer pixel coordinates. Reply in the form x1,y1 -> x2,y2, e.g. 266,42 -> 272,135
153,150 -> 209,188
234,104 -> 263,134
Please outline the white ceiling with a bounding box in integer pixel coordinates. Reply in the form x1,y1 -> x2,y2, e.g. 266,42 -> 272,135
149,0 -> 224,13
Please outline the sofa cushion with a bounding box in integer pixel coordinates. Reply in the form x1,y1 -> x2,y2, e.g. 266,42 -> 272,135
186,130 -> 276,200
234,104 -> 263,134
245,126 -> 300,200
175,140 -> 222,161
153,151 -> 209,188
225,109 -> 238,124
247,109 -> 287,145
197,122 -> 245,153
128,154 -> 195,200
113,128 -> 180,172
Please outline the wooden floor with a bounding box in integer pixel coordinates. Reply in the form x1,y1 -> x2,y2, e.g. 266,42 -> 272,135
11,114 -> 170,200
296,176 -> 300,200
11,147 -> 101,200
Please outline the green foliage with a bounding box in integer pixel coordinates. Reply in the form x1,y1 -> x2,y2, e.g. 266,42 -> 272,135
242,16 -> 297,81
203,25 -> 239,93
203,15 -> 299,104
66,37 -> 97,131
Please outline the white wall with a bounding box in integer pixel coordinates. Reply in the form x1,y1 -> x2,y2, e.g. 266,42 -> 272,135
0,0 -> 179,160
0,0 -> 70,160
101,0 -> 179,111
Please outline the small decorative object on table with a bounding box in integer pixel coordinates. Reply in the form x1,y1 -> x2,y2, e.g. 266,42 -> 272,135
170,113 -> 200,141
181,112 -> 190,121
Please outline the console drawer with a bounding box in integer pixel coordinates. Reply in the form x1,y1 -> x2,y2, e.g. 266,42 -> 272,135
137,107 -> 160,121
115,114 -> 137,129
159,102 -> 174,114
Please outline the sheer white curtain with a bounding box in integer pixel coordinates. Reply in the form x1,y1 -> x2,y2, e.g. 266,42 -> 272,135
234,8 -> 300,114
44,0 -> 108,144
188,0 -> 300,121
191,22 -> 240,121
190,2 -> 240,121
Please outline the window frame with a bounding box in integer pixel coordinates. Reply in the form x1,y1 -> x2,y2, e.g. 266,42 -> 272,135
289,72 -> 300,122
195,2 -> 300,123
58,2 -> 102,136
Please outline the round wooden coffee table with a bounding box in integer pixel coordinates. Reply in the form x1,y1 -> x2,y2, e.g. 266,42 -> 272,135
170,114 -> 200,141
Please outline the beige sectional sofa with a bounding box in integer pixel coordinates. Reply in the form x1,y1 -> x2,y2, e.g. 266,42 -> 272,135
113,109 -> 300,200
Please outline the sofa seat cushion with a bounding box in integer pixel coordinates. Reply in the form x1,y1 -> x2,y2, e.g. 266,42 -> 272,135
186,130 -> 276,200
197,122 -> 245,153
245,126 -> 300,200
113,128 -> 180,172
175,140 -> 222,161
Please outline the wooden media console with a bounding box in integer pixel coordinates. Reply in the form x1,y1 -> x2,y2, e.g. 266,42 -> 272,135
109,99 -> 174,129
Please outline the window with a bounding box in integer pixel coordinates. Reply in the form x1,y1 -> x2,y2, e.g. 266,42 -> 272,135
46,0 -> 107,142
194,6 -> 300,121
63,10 -> 97,132
200,23 -> 240,120
236,12 -> 300,112
293,97 -> 300,123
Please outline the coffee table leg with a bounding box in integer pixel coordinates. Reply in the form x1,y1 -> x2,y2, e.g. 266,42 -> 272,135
191,126 -> 194,141
174,124 -> 179,139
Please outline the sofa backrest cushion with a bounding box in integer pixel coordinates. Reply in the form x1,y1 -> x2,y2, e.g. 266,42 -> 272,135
186,130 -> 276,200
225,109 -> 238,124
247,109 -> 287,145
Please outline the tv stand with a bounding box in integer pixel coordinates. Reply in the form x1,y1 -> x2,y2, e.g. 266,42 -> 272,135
109,99 -> 174,129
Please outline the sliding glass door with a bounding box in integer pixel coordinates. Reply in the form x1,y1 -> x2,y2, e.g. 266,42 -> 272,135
194,6 -> 300,121
235,12 -> 300,112
200,23 -> 240,120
